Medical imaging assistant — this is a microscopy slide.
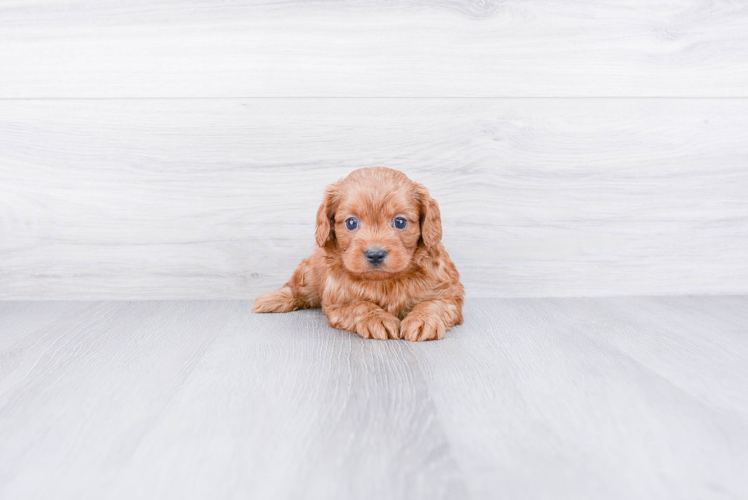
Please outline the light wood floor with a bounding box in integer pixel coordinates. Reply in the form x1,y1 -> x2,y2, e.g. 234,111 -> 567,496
1,297 -> 746,499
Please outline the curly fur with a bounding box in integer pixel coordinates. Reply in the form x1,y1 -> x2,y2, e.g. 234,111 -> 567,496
253,167 -> 464,341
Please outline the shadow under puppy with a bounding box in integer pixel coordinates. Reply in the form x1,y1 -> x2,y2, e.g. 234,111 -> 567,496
253,167 -> 464,341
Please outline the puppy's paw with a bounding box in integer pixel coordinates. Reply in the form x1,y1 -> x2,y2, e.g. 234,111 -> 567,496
355,311 -> 401,341
400,313 -> 446,342
252,287 -> 297,313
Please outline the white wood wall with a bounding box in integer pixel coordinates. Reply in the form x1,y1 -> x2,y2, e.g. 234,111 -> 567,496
1,0 -> 747,299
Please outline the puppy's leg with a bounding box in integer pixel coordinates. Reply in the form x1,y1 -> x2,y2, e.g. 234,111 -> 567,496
252,286 -> 299,313
401,299 -> 463,342
252,252 -> 324,313
323,302 -> 401,341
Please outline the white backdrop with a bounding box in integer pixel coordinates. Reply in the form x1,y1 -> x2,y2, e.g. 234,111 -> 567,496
1,0 -> 747,299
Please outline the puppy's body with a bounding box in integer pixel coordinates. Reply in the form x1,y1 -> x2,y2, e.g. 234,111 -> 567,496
253,167 -> 464,341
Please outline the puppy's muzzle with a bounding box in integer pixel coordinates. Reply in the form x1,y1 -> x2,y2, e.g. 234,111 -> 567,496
364,247 -> 387,267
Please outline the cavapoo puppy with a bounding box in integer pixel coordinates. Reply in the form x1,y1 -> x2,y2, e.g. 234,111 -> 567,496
253,167 -> 464,341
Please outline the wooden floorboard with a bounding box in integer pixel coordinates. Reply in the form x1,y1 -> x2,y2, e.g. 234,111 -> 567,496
1,297 -> 746,499
1,0 -> 747,97
2,99 -> 747,299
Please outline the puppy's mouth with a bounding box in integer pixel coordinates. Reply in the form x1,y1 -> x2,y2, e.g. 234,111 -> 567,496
344,261 -> 407,280
341,247 -> 410,278
360,256 -> 395,278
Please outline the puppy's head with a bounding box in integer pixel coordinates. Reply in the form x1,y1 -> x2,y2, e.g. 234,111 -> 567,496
316,167 -> 442,279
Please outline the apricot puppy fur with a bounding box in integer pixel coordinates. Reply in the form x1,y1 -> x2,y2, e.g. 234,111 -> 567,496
253,167 -> 464,341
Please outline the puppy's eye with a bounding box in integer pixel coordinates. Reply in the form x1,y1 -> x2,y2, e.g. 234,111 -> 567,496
393,217 -> 407,230
345,217 -> 358,231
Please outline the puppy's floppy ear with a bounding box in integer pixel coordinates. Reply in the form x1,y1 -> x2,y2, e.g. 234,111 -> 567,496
315,183 -> 340,248
415,184 -> 442,249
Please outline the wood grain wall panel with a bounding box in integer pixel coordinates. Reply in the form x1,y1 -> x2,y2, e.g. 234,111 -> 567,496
1,0 -> 747,97
1,98 -> 746,299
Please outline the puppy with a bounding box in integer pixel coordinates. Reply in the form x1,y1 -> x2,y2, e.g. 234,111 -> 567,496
253,167 -> 464,341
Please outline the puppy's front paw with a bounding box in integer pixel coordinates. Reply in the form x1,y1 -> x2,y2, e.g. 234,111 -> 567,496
355,311 -> 401,341
252,287 -> 297,313
400,313 -> 446,342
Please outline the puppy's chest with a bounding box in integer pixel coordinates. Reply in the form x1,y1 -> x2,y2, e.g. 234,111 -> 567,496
348,277 -> 431,317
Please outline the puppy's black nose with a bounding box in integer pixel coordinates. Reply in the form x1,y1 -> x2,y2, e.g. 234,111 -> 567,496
365,247 -> 387,266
